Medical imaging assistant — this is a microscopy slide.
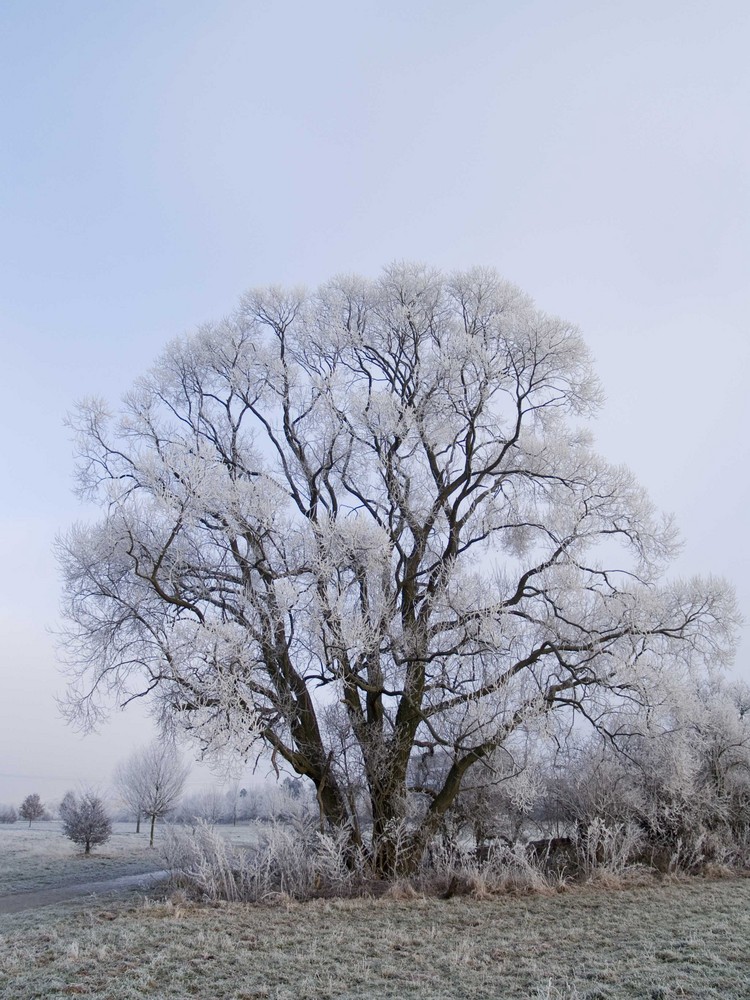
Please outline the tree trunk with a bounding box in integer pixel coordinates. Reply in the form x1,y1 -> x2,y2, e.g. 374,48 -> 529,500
362,722 -> 424,877
85,841 -> 91,855
368,768 -> 420,877
149,813 -> 156,847
366,742 -> 497,877
405,747 -> 495,872
136,812 -> 141,834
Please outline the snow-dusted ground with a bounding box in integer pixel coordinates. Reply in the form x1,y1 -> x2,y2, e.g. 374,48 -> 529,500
3,878 -> 750,999
0,821 -> 165,895
0,869 -> 169,915
0,819 -> 263,897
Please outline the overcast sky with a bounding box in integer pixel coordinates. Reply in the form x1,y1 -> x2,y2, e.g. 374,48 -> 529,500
1,0 -> 748,806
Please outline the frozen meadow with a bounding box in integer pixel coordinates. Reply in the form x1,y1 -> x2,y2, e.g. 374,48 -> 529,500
1,821 -> 750,999
0,821 -> 163,897
1,875 -> 750,999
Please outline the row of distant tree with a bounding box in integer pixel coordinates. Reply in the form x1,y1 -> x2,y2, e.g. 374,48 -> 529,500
0,742 -> 192,853
0,791 -> 113,854
3,675 -> 749,871
0,741 -> 309,854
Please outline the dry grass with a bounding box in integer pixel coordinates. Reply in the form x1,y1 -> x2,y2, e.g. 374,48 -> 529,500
1,876 -> 749,998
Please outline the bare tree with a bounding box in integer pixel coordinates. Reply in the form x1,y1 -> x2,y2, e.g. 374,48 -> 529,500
19,793 -> 45,827
114,756 -> 145,833
114,742 -> 190,846
58,263 -> 738,875
60,791 -> 112,854
225,782 -> 246,826
178,787 -> 225,826
59,790 -> 77,822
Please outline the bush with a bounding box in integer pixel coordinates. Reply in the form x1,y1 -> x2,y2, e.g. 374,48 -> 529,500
0,805 -> 17,824
164,818 -> 366,902
421,838 -> 558,897
60,791 -> 113,854
162,819 -> 559,902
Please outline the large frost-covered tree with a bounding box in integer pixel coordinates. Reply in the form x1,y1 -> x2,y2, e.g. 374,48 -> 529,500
58,264 -> 737,874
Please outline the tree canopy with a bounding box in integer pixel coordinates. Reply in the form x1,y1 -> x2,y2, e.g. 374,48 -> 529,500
58,263 -> 738,873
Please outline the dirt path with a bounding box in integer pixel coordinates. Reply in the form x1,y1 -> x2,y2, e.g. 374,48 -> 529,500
0,869 -> 169,915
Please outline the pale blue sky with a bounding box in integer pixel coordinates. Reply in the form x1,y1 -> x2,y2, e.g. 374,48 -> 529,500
1,0 -> 748,803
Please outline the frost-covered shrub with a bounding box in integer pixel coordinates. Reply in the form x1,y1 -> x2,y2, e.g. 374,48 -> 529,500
538,682 -> 750,874
575,818 -> 645,877
616,686 -> 750,870
421,838 -> 555,896
60,791 -> 113,854
163,818 -> 559,901
163,821 -> 255,901
0,805 -> 17,824
164,819 -> 367,902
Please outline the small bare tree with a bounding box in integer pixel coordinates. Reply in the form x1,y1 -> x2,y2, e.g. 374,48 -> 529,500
225,783 -> 244,826
114,757 -> 145,833
176,787 -> 226,826
60,791 -> 112,854
115,741 -> 190,846
19,793 -> 45,827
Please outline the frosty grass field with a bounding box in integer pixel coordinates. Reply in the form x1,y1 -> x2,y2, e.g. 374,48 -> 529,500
1,823 -> 750,999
